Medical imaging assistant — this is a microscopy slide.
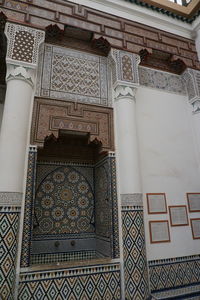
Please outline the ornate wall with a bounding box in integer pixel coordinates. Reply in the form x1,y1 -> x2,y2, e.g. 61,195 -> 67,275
36,44 -> 111,106
122,204 -> 149,300
95,154 -> 120,259
21,147 -> 120,268
32,162 -> 96,263
149,255 -> 200,298
18,263 -> 121,300
31,97 -> 114,151
0,206 -> 20,300
1,0 -> 199,70
34,164 -> 95,237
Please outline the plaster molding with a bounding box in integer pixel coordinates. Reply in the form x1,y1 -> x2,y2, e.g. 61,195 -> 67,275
182,68 -> 200,113
6,64 -> 36,88
139,67 -> 187,95
0,192 -> 22,206
5,22 -> 45,67
110,49 -> 140,86
114,84 -> 137,101
121,193 -> 143,207
0,206 -> 21,213
193,100 -> 200,114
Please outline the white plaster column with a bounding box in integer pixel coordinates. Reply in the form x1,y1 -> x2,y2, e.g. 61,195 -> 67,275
182,68 -> 200,173
114,84 -> 141,194
0,23 -> 45,205
110,49 -> 142,203
0,66 -> 35,193
110,49 -> 149,300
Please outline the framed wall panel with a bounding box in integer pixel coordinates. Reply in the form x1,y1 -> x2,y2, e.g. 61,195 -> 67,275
187,193 -> 200,212
169,205 -> 189,226
149,220 -> 170,243
147,193 -> 167,214
191,218 -> 200,239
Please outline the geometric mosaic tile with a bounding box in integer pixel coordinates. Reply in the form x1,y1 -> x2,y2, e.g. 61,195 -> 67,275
122,206 -> 149,300
108,154 -> 120,259
149,255 -> 200,292
30,250 -> 101,265
33,165 -> 95,237
21,149 -> 120,268
18,263 -> 121,299
0,207 -> 20,300
20,146 -> 37,268
152,282 -> 200,299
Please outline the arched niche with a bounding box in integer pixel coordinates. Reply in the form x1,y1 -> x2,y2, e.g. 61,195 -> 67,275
21,130 -> 119,267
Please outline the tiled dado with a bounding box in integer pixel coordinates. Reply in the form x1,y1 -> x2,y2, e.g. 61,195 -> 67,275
18,263 -> 121,299
149,255 -> 200,292
0,206 -> 20,300
2,0 -> 199,70
31,97 -> 114,151
122,204 -> 149,300
30,250 -> 103,265
21,146 -> 37,268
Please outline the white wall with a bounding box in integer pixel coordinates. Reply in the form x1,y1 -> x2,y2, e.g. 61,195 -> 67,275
136,86 -> 200,261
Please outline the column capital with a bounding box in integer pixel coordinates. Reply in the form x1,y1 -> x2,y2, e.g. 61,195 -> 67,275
109,48 -> 140,87
114,83 -> 137,101
6,64 -> 36,87
5,22 -> 45,68
182,68 -> 200,113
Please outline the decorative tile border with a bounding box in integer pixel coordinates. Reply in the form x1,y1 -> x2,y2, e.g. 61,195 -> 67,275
0,207 -> 20,300
149,254 -> 200,266
0,192 -> 22,206
122,206 -> 149,299
18,263 -> 121,299
20,146 -> 37,268
152,283 -> 200,299
139,67 -> 187,95
30,250 -> 100,265
149,255 -> 200,292
109,155 -> 120,259
95,154 -> 120,259
121,193 -> 143,207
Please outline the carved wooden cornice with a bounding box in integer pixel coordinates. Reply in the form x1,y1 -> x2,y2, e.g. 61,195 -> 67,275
1,0 -> 199,71
139,49 -> 187,74
38,131 -> 104,163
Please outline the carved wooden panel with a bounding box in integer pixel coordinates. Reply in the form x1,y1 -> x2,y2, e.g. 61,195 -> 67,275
31,98 -> 114,151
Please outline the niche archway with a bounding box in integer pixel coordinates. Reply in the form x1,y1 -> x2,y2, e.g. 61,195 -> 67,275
30,130 -> 114,265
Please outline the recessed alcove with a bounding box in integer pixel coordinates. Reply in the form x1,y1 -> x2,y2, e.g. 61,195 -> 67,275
30,130 -> 115,265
